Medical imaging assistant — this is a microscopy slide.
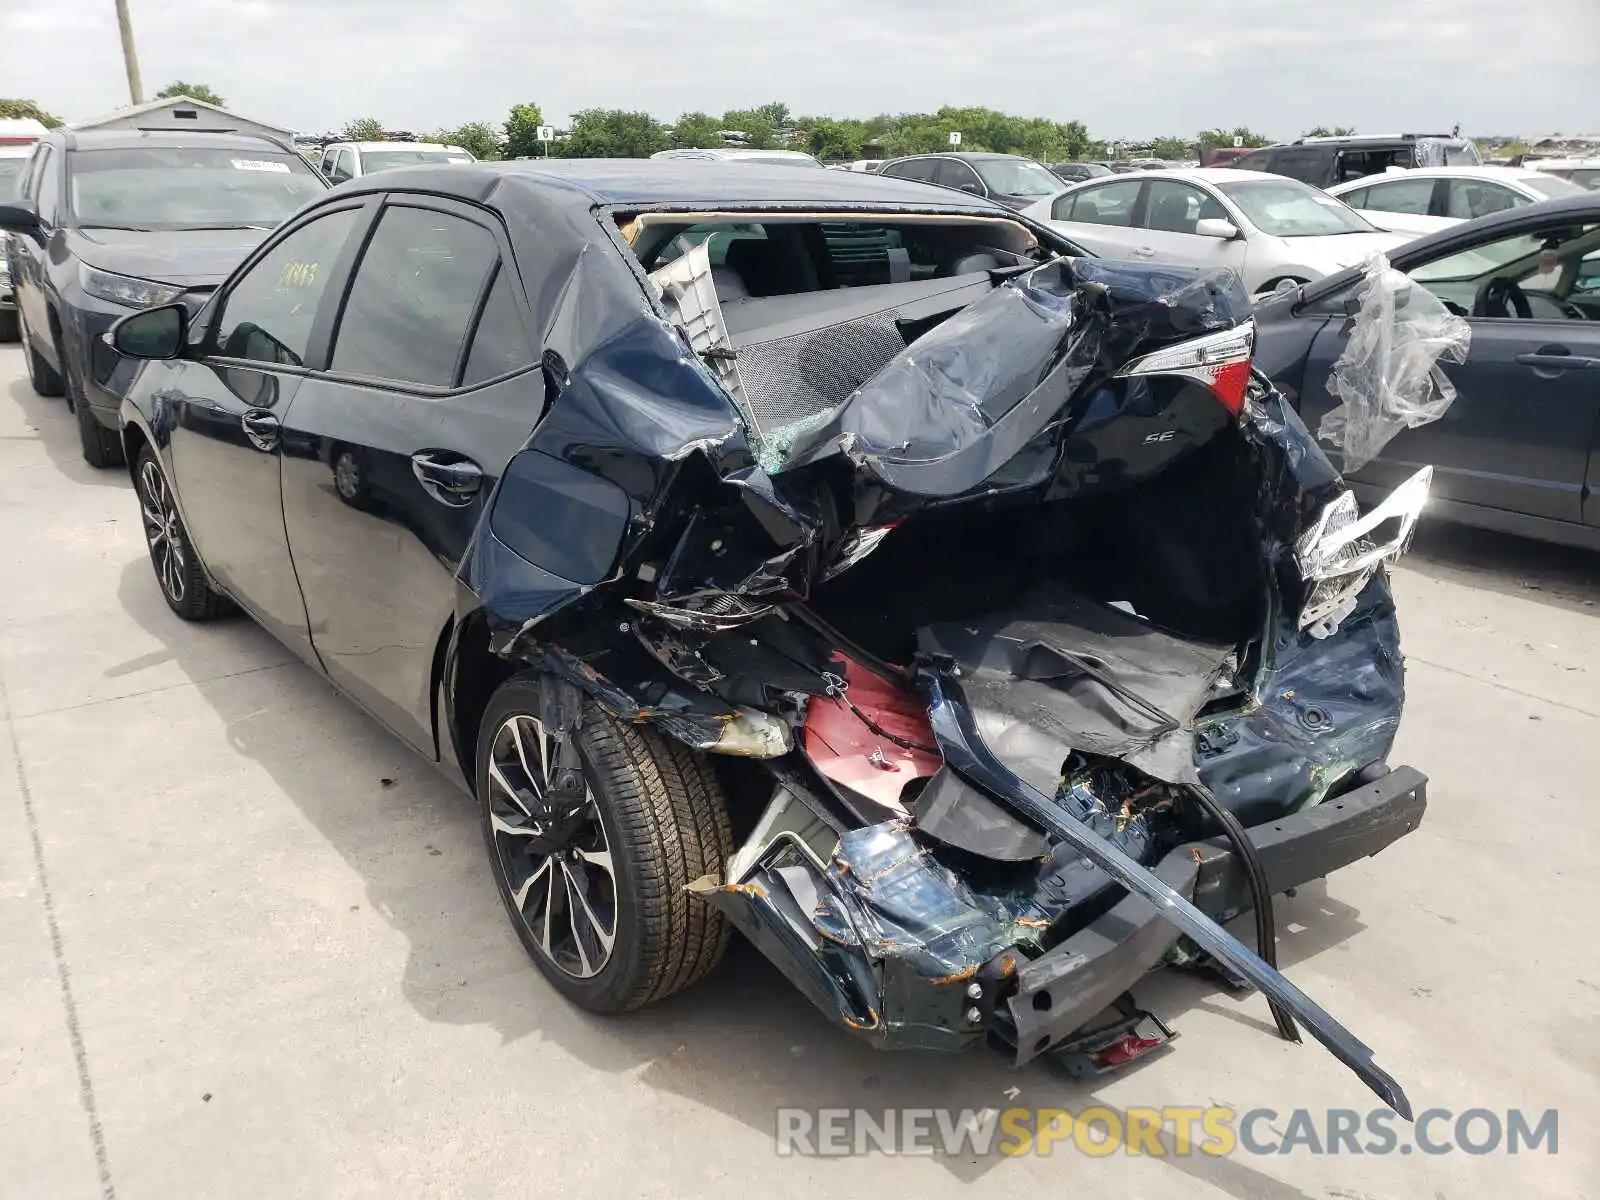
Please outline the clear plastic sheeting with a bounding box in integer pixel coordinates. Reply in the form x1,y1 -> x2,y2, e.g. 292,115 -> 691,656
1318,253 -> 1470,472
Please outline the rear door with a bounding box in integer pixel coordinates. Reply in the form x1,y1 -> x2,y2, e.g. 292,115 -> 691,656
279,195 -> 544,753
1296,220 -> 1600,523
1048,178 -> 1147,259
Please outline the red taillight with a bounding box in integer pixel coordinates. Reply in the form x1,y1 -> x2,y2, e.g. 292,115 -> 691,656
1089,1033 -> 1168,1071
1112,321 -> 1256,416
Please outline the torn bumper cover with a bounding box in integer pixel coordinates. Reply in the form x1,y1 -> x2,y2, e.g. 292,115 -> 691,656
697,761 -> 1425,1062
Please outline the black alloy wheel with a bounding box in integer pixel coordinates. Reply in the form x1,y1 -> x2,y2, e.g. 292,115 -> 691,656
134,447 -> 231,621
478,676 -> 733,1012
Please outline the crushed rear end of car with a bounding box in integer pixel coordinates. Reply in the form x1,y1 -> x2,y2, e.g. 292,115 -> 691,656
462,200 -> 1438,1117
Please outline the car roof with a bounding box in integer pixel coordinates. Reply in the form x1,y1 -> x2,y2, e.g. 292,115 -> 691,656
1329,165 -> 1546,188
52,128 -> 296,153
335,141 -> 467,152
341,157 -> 1019,212
889,151 -> 1035,163
1298,193 -> 1600,303
1067,167 -> 1287,187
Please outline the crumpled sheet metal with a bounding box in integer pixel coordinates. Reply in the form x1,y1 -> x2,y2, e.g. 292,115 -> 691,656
779,257 -> 1249,498
700,819 -> 1053,1052
1318,252 -> 1470,472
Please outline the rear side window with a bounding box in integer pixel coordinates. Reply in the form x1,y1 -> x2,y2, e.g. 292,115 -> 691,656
460,268 -> 533,387
1063,180 -> 1141,226
330,206 -> 498,387
1361,178 -> 1435,215
886,159 -> 936,183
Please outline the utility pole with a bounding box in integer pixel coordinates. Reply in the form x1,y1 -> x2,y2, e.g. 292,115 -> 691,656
114,0 -> 144,104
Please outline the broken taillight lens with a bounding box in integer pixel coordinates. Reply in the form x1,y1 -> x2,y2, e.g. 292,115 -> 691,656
1295,466 -> 1432,638
1113,322 -> 1256,415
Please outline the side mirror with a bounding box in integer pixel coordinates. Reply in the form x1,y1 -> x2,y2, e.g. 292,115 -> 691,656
107,303 -> 188,360
959,183 -> 983,195
1196,218 -> 1240,240
0,200 -> 41,235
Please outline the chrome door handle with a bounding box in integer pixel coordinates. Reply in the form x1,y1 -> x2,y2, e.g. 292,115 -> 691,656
1515,351 -> 1600,371
240,409 -> 280,451
410,451 -> 482,507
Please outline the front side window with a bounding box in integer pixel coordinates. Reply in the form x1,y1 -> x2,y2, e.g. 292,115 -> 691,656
1217,179 -> 1377,236
1444,181 -> 1522,220
329,206 -> 498,387
66,146 -> 324,231
212,208 -> 361,366
1141,180 -> 1226,234
973,159 -> 1062,198
1063,180 -> 1141,226
933,159 -> 983,191
1359,178 -> 1435,215
34,146 -> 60,225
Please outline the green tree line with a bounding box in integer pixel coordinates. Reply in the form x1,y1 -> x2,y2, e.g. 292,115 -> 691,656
7,89 -> 1362,163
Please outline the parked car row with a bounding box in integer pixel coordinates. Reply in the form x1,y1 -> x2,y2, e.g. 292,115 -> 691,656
6,154 -> 1439,1117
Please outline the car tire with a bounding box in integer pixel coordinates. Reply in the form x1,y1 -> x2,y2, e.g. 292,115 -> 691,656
478,676 -> 733,1013
73,387 -> 125,469
19,313 -> 63,397
133,445 -> 232,621
0,310 -> 18,343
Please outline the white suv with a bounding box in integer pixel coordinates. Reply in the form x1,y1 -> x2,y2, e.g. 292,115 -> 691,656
319,141 -> 476,183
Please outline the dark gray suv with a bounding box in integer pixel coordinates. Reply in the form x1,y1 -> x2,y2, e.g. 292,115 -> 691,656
0,128 -> 326,466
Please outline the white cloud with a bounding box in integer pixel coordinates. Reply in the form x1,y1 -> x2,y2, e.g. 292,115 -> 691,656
3,0 -> 1596,138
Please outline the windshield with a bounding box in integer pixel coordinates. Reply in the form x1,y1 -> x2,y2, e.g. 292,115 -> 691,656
975,159 -> 1063,197
1217,179 -> 1378,236
361,148 -> 473,173
1525,175 -> 1587,200
68,146 -> 324,230
0,157 -> 26,198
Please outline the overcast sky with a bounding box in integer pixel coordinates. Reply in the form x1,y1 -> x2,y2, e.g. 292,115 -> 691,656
5,0 -> 1597,140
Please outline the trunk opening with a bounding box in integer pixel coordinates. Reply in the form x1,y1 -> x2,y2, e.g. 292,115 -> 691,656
808,426 -> 1270,662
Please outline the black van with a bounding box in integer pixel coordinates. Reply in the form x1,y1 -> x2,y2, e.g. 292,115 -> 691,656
1234,134 -> 1480,188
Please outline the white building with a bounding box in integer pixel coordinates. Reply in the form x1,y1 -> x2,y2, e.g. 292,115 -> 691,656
69,96 -> 295,145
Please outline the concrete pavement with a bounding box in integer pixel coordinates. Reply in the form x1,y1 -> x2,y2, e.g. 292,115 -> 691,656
1,343 -> 1596,1198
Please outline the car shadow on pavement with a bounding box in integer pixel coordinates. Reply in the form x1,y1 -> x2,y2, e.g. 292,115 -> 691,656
114,555 -> 1350,1198
1403,521 -> 1600,616
4,371 -> 128,489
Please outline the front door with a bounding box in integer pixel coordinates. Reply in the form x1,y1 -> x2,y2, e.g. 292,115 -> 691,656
163,203 -> 368,649
1133,178 -> 1242,273
1297,219 -> 1600,523
278,197 -> 543,753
